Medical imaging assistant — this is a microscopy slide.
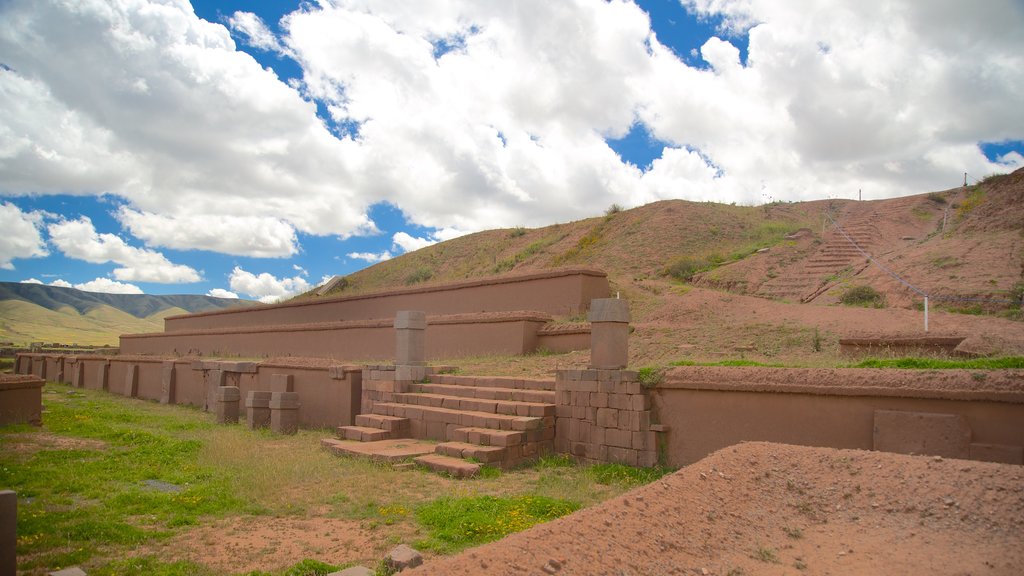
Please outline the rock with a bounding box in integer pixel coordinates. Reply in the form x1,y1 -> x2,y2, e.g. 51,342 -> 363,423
542,559 -> 562,574
328,567 -> 374,576
49,569 -> 87,576
386,544 -> 424,572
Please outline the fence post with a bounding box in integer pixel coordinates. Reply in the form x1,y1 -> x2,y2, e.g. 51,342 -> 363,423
924,296 -> 929,333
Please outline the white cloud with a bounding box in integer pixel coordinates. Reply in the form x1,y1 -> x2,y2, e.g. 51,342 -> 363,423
391,232 -> 436,253
207,288 -> 239,299
228,11 -> 286,54
117,208 -> 299,258
347,251 -> 392,263
47,216 -> 201,283
73,277 -> 143,294
19,277 -> 73,288
0,0 -> 1021,256
228,266 -> 310,303
0,202 -> 48,269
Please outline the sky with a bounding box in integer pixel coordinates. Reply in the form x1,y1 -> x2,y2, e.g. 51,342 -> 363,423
1,0 -> 1022,302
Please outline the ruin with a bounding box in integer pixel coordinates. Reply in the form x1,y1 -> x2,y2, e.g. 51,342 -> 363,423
12,266 -> 1024,472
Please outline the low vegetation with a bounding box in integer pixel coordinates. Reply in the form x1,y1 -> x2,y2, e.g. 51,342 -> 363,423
2,383 -> 664,575
851,357 -> 1024,370
839,285 -> 885,308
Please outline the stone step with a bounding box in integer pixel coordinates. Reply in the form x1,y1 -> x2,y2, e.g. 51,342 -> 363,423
451,426 -> 525,447
321,438 -> 436,463
431,374 -> 554,391
409,382 -> 555,404
392,392 -> 555,418
355,413 -> 410,432
337,425 -> 394,442
414,453 -> 481,478
435,441 -> 506,463
372,402 -> 549,433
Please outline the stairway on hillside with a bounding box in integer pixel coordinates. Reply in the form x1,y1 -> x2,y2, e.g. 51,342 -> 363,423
322,374 -> 556,477
757,209 -> 882,303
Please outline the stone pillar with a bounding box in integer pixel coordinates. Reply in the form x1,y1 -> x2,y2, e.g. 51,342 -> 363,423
205,369 -> 226,412
214,386 -> 241,424
97,361 -> 110,392
160,362 -> 176,404
124,364 -> 139,398
588,298 -> 631,370
246,391 -> 272,429
270,392 -> 300,434
70,360 -> 84,388
270,373 -> 294,392
0,490 -> 14,576
395,311 -> 427,366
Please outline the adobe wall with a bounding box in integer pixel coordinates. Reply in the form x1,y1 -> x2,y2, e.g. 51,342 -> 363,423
163,267 -> 609,332
120,313 -> 552,360
655,366 -> 1024,467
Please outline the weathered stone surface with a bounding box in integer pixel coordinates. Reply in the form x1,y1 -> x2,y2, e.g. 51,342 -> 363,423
385,544 -> 424,572
49,568 -> 87,576
328,566 -> 375,576
873,410 -> 971,459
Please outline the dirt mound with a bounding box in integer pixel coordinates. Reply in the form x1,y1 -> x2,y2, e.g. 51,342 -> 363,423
409,442 -> 1024,576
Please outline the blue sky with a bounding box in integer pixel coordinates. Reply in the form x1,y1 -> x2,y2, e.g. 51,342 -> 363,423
1,0 -> 1021,300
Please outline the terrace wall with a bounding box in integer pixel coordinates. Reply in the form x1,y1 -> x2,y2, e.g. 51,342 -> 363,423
163,267 -> 609,332
654,366 -> 1024,467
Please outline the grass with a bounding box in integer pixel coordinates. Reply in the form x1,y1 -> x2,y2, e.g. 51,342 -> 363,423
3,382 -> 660,574
851,357 -> 1024,369
414,495 -> 579,553
839,285 -> 885,308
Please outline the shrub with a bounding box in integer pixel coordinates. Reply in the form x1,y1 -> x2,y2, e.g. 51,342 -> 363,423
665,257 -> 704,282
605,203 -> 623,216
508,226 -> 527,238
404,267 -> 433,285
927,192 -> 947,204
840,285 -> 885,308
637,367 -> 663,388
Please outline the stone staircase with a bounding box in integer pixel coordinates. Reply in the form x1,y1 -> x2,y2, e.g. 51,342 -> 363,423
322,374 -> 556,477
757,210 -> 881,303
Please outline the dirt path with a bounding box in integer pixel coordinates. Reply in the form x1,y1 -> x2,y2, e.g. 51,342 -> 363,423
408,442 -> 1024,575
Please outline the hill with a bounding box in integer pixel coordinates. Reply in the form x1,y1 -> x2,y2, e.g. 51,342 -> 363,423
0,282 -> 255,346
300,169 -> 1024,369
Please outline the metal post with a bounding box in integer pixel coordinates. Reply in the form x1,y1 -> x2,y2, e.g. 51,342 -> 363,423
924,296 -> 929,333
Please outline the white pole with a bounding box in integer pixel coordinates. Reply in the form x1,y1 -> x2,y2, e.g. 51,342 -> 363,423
924,296 -> 929,333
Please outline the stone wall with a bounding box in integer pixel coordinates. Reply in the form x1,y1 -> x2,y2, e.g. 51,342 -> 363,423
654,366 -> 1024,467
163,267 -> 609,332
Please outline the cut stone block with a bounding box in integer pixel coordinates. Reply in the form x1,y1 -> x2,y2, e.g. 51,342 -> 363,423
270,391 -> 300,434
395,310 -> 427,366
321,438 -> 435,463
873,410 -> 971,459
270,373 -> 294,392
160,361 -> 176,404
123,364 -> 139,398
245,391 -> 272,429
215,386 -> 241,424
385,544 -> 423,572
969,442 -> 1023,465
414,453 -> 480,478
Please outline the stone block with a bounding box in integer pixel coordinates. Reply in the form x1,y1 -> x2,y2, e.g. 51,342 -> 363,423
873,410 -> 971,459
49,568 -> 87,576
596,407 -> 618,428
395,364 -> 427,382
160,362 -> 176,404
246,391 -> 272,429
608,393 -> 631,410
607,446 -> 638,466
1,490 -> 15,576
605,427 -> 633,449
589,298 -> 631,323
124,364 -> 139,398
969,443 -> 1023,465
631,393 -> 651,411
589,299 -> 630,370
270,392 -> 300,434
590,392 -> 609,408
270,373 -> 294,392
70,361 -> 84,388
638,449 -> 659,468
215,386 -> 241,424
0,376 -> 44,426
394,310 -> 427,330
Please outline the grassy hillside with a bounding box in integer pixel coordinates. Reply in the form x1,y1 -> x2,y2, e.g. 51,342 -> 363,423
0,301 -> 165,346
0,283 -> 255,346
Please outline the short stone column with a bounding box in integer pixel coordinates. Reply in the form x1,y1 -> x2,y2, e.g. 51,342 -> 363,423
1,490 -> 14,576
395,311 -> 427,366
70,359 -> 85,388
246,391 -> 272,429
214,386 -> 241,424
124,364 -> 139,398
588,298 -> 631,370
160,362 -> 176,404
270,391 -> 300,434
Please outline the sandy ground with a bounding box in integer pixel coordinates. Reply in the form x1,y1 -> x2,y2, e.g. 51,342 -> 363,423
408,442 -> 1024,576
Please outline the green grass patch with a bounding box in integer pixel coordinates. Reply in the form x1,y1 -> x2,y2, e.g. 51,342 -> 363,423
586,463 -> 670,487
851,357 -> 1024,369
670,359 -> 787,368
415,495 -> 579,553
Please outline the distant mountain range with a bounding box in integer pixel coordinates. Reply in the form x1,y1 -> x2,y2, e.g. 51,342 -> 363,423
0,282 -> 255,346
